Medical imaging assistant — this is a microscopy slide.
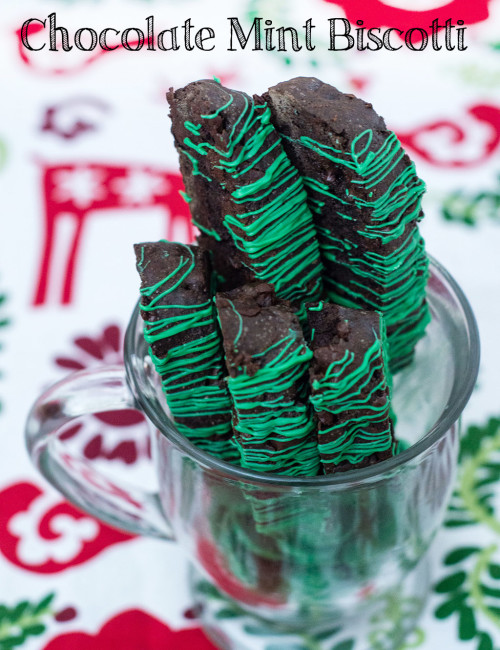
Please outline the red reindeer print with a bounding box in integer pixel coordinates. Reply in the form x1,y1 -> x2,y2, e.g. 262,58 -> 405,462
33,163 -> 193,306
396,104 -> 500,168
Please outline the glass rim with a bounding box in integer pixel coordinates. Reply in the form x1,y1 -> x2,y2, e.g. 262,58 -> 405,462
125,255 -> 480,487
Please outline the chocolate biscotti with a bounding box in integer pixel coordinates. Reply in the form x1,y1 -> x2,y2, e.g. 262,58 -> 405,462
307,301 -> 395,473
134,240 -> 238,461
263,77 -> 430,372
176,134 -> 255,290
131,75 -> 436,478
215,282 -> 320,476
167,79 -> 324,312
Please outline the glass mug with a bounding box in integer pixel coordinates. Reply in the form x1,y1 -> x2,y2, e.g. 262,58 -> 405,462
26,257 -> 479,650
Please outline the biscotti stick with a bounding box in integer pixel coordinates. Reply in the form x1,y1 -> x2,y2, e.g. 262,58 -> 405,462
167,79 -> 324,313
176,145 -> 255,290
264,77 -> 430,372
307,301 -> 395,473
216,283 -> 320,477
134,240 -> 238,461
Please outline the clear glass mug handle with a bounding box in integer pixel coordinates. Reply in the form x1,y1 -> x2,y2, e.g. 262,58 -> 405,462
25,365 -> 174,540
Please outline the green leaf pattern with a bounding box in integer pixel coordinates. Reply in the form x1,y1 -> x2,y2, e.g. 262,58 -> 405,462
0,281 -> 8,413
194,418 -> 500,648
0,138 -> 6,173
192,574 -> 425,650
0,594 -> 55,649
434,418 -> 500,648
441,178 -> 500,227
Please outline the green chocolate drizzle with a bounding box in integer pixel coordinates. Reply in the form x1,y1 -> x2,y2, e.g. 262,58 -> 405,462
284,127 -> 430,371
309,308 -> 394,468
177,86 -> 324,311
223,302 -> 320,477
138,243 -> 238,461
192,218 -> 222,241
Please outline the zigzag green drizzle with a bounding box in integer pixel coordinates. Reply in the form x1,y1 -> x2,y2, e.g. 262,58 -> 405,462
138,243 -> 237,461
224,304 -> 320,476
322,227 -> 430,369
299,131 -> 424,243
284,128 -> 430,371
309,310 -> 394,468
179,86 -> 324,309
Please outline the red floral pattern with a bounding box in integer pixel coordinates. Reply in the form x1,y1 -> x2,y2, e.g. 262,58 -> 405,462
0,482 -> 134,574
41,98 -> 110,141
329,0 -> 491,39
396,103 -> 500,168
43,609 -> 217,650
54,324 -> 150,465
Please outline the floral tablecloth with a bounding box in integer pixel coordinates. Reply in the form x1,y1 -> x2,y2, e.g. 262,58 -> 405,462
1,1 -> 500,648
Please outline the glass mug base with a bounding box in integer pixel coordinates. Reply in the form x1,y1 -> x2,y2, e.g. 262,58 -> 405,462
192,550 -> 431,650
25,258 -> 479,650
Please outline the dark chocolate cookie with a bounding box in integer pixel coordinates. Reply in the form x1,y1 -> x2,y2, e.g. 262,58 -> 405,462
216,282 -> 320,476
167,79 -> 324,312
307,301 -> 395,473
135,240 -> 237,461
264,77 -> 430,371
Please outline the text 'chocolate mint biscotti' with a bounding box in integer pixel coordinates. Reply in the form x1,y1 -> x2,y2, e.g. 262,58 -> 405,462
167,79 -> 324,313
215,282 -> 320,477
134,240 -> 238,461
307,302 -> 395,474
264,77 -> 430,372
